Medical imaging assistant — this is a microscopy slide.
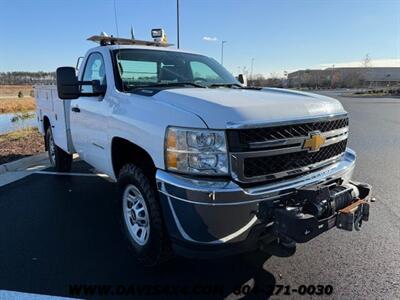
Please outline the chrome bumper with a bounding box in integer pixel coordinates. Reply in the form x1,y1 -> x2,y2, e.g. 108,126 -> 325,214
156,148 -> 356,246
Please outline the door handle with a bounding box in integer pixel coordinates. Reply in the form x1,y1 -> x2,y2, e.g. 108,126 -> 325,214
71,107 -> 81,113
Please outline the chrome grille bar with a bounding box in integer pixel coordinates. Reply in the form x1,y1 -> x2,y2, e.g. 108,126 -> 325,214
227,114 -> 350,184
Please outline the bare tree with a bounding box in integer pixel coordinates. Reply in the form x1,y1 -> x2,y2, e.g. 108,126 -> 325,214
361,53 -> 372,68
345,70 -> 362,88
361,54 -> 372,87
0,72 -> 55,85
248,74 -> 266,87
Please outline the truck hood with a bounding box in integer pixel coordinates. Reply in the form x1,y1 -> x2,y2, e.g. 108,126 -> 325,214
152,87 -> 346,128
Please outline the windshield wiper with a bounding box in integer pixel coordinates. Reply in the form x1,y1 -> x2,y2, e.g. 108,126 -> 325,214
208,83 -> 263,90
208,83 -> 242,88
131,82 -> 206,90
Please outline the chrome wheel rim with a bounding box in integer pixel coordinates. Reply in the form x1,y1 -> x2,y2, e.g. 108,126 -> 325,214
48,132 -> 56,166
123,185 -> 150,246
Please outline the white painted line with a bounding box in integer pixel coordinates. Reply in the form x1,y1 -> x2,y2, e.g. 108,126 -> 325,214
0,165 -> 7,174
1,153 -> 48,172
26,164 -> 49,171
33,171 -> 110,178
0,151 -> 115,187
0,169 -> 113,188
0,171 -> 31,188
0,290 -> 82,300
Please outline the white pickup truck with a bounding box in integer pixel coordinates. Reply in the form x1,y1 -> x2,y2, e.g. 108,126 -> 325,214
35,34 -> 371,266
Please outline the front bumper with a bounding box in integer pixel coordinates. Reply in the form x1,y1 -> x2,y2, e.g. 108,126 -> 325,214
156,148 -> 357,258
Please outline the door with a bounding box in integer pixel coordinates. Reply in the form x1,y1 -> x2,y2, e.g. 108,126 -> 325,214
70,52 -> 109,172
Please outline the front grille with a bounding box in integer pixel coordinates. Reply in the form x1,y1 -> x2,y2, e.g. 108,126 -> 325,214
227,117 -> 348,151
243,139 -> 347,178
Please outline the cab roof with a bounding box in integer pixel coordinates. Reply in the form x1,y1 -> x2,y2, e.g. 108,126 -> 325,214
95,44 -> 201,56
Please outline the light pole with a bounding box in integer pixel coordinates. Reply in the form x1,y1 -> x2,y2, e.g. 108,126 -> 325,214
221,40 -> 227,65
176,0 -> 180,48
250,58 -> 255,79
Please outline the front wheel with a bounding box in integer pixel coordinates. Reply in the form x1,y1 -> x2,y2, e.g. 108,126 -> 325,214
46,127 -> 72,172
118,164 -> 172,266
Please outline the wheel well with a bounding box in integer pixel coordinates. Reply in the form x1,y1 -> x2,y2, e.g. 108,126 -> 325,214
111,137 -> 157,180
43,116 -> 50,150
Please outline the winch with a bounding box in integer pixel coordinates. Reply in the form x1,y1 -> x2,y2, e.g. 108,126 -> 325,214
270,181 -> 372,244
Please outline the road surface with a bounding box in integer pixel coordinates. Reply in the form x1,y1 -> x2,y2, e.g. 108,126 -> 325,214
0,91 -> 399,299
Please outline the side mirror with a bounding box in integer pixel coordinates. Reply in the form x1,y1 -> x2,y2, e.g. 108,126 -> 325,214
56,67 -> 80,100
238,74 -> 248,86
56,67 -> 106,100
92,80 -> 106,96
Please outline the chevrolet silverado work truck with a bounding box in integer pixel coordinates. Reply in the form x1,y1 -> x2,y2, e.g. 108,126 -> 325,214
35,34 -> 372,266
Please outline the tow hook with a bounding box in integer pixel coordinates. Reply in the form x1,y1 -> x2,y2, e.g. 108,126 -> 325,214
259,237 -> 297,258
337,199 -> 369,231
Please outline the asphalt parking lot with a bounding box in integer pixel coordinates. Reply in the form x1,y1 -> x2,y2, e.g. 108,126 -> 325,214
0,91 -> 399,299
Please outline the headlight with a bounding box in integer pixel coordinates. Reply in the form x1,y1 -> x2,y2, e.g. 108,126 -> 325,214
165,127 -> 228,175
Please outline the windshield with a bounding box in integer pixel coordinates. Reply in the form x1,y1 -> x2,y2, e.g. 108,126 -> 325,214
113,49 -> 239,91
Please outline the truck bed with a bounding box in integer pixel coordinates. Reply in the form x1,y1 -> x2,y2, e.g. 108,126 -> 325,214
34,85 -> 73,154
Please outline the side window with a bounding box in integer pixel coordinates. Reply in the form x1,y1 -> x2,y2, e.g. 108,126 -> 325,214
81,53 -> 107,93
190,61 -> 220,82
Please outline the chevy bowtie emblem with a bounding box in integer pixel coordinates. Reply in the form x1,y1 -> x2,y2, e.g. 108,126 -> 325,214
303,132 -> 326,152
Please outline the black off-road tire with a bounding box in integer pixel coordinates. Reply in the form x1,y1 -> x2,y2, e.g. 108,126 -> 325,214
45,127 -> 72,172
117,164 -> 172,266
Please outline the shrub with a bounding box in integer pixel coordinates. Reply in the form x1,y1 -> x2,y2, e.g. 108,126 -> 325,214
17,91 -> 24,98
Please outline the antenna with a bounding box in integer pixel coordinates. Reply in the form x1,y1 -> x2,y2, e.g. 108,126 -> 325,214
130,26 -> 135,40
113,0 -> 120,38
177,0 -> 180,48
113,0 -> 123,91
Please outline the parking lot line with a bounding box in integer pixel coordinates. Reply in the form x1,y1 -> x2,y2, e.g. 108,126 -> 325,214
0,167 -> 112,188
33,170 -> 110,178
0,290 -> 81,300
0,171 -> 32,188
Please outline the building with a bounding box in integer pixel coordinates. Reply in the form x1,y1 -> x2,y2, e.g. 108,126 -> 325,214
288,67 -> 400,88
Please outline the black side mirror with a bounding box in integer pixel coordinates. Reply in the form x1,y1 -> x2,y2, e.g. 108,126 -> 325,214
56,67 -> 80,100
238,74 -> 248,86
92,80 -> 106,96
57,67 -> 106,100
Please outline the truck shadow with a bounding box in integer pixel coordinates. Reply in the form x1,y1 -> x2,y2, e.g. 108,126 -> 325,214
0,164 -> 276,299
160,252 -> 277,299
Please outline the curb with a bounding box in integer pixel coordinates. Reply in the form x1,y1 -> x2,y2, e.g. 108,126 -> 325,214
340,94 -> 400,99
0,152 -> 48,174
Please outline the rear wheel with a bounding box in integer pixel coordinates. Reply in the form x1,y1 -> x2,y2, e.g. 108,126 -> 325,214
46,127 -> 72,172
118,164 -> 172,266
